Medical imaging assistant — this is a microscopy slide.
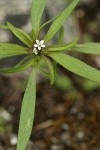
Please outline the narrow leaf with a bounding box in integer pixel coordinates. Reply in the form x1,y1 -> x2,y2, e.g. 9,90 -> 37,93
31,0 -> 46,36
39,67 -> 50,78
38,59 -> 50,78
32,29 -> 36,41
15,56 -> 32,67
49,53 -> 100,83
0,43 -> 28,59
0,24 -> 9,30
7,22 -> 33,48
44,0 -> 79,43
39,12 -> 61,34
17,68 -> 36,150
43,56 -> 55,84
70,43 -> 100,55
0,59 -> 34,73
47,38 -> 78,51
57,26 -> 64,45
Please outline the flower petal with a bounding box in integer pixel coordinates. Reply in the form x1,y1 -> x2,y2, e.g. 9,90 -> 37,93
41,44 -> 45,48
40,40 -> 44,45
36,40 -> 39,44
38,47 -> 41,50
34,44 -> 38,47
33,48 -> 38,55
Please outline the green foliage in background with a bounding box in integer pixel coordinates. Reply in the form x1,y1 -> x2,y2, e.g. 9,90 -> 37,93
0,0 -> 100,149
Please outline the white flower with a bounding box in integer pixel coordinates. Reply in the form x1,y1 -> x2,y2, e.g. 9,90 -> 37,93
33,47 -> 38,55
34,40 -> 45,51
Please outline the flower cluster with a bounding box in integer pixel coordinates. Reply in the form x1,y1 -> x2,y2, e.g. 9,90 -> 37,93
33,40 -> 45,55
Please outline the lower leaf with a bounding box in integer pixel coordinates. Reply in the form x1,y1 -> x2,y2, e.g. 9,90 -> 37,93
17,68 -> 36,150
0,59 -> 34,73
49,52 -> 100,83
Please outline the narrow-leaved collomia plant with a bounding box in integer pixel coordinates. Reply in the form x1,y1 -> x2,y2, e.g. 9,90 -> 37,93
0,0 -> 100,150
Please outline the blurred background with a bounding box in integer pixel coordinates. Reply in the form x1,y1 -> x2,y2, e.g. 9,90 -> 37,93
0,0 -> 100,150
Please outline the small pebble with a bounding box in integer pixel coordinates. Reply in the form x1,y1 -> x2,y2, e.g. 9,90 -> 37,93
77,112 -> 85,120
8,105 -> 16,113
61,133 -> 71,146
51,144 -> 64,150
61,123 -> 70,131
51,137 -> 58,143
76,131 -> 84,140
70,107 -> 78,114
0,108 -> 12,122
10,134 -> 17,145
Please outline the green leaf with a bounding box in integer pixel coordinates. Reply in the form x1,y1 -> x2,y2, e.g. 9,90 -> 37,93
49,53 -> 100,83
0,59 -> 34,73
7,22 -> 33,48
44,0 -> 79,43
43,56 -> 55,84
57,26 -> 64,45
0,43 -> 28,59
39,12 -> 61,34
39,67 -> 50,78
39,18 -> 56,32
0,24 -> 9,30
38,59 -> 49,78
82,80 -> 100,91
31,0 -> 46,36
47,38 -> 78,51
70,43 -> 100,55
32,29 -> 36,40
15,56 -> 32,67
17,68 -> 36,150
